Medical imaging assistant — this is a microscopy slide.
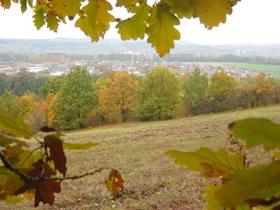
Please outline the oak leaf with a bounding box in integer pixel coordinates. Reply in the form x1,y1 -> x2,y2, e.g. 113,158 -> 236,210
75,0 -> 114,42
44,134 -> 67,176
105,169 -> 124,198
117,2 -> 150,40
0,113 -> 32,139
116,0 -> 137,12
163,0 -> 193,18
146,4 -> 180,57
33,6 -> 46,30
49,0 -> 81,17
193,0 -> 232,29
15,160 -> 61,207
0,0 -> 11,9
46,12 -> 59,32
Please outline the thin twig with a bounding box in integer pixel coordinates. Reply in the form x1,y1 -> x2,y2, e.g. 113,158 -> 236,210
32,135 -> 43,146
0,149 -> 109,183
46,168 -> 109,181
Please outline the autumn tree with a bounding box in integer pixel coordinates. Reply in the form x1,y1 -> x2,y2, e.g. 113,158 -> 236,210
39,75 -> 65,98
0,92 -> 27,119
184,68 -> 209,114
46,94 -> 58,128
0,91 -> 47,132
20,92 -> 48,131
111,72 -> 139,122
207,70 -> 237,101
95,76 -> 120,124
272,79 -> 280,103
8,69 -> 47,96
51,67 -> 98,129
249,73 -> 274,105
135,67 -> 180,120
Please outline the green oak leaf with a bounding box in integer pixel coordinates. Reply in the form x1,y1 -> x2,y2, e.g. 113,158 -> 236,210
27,0 -> 33,8
205,185 -> 224,210
0,113 -> 32,139
215,161 -> 280,208
163,0 -> 193,18
3,145 -> 42,170
20,0 -> 27,13
117,2 -> 150,40
205,185 -> 251,210
46,12 -> 59,32
33,6 -> 46,30
229,118 -> 280,151
167,147 -> 245,179
0,134 -> 25,147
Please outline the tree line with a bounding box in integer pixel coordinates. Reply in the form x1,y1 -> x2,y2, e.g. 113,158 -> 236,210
1,66 -> 280,130
0,69 -> 47,96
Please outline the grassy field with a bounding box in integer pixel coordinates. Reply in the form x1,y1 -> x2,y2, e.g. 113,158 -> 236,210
4,105 -> 280,210
224,62 -> 280,77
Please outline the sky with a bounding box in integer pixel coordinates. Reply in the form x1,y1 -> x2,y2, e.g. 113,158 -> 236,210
0,0 -> 279,44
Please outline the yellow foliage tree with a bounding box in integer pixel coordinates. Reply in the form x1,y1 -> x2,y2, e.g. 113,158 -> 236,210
111,72 -> 139,122
207,70 -> 237,101
249,73 -> 274,105
47,94 -> 58,128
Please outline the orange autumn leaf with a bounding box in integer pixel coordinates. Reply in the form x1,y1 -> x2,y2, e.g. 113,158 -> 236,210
105,169 -> 124,198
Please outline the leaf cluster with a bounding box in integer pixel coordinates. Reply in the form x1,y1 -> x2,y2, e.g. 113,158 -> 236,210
0,0 -> 241,56
167,118 -> 280,210
0,113 -> 120,207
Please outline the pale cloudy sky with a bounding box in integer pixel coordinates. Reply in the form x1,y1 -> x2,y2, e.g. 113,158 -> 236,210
0,0 -> 279,44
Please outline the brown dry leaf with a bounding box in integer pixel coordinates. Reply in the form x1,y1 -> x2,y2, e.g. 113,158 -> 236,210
15,160 -> 61,207
105,169 -> 124,198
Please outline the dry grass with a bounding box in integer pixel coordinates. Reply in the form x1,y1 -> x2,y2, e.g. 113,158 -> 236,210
3,105 -> 280,210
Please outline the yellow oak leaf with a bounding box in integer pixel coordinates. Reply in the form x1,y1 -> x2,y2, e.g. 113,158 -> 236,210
116,0 -> 137,13
46,12 -> 59,32
193,0 -> 233,29
163,0 -> 193,18
75,0 -> 114,42
49,0 -> 81,17
146,4 -> 180,57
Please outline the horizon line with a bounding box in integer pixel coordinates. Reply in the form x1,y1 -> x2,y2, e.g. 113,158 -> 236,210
1,37 -> 280,46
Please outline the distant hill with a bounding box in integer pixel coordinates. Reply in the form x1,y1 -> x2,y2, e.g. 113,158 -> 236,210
1,38 -> 280,57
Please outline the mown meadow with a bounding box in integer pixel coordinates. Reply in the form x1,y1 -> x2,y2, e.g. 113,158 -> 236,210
3,105 -> 280,210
